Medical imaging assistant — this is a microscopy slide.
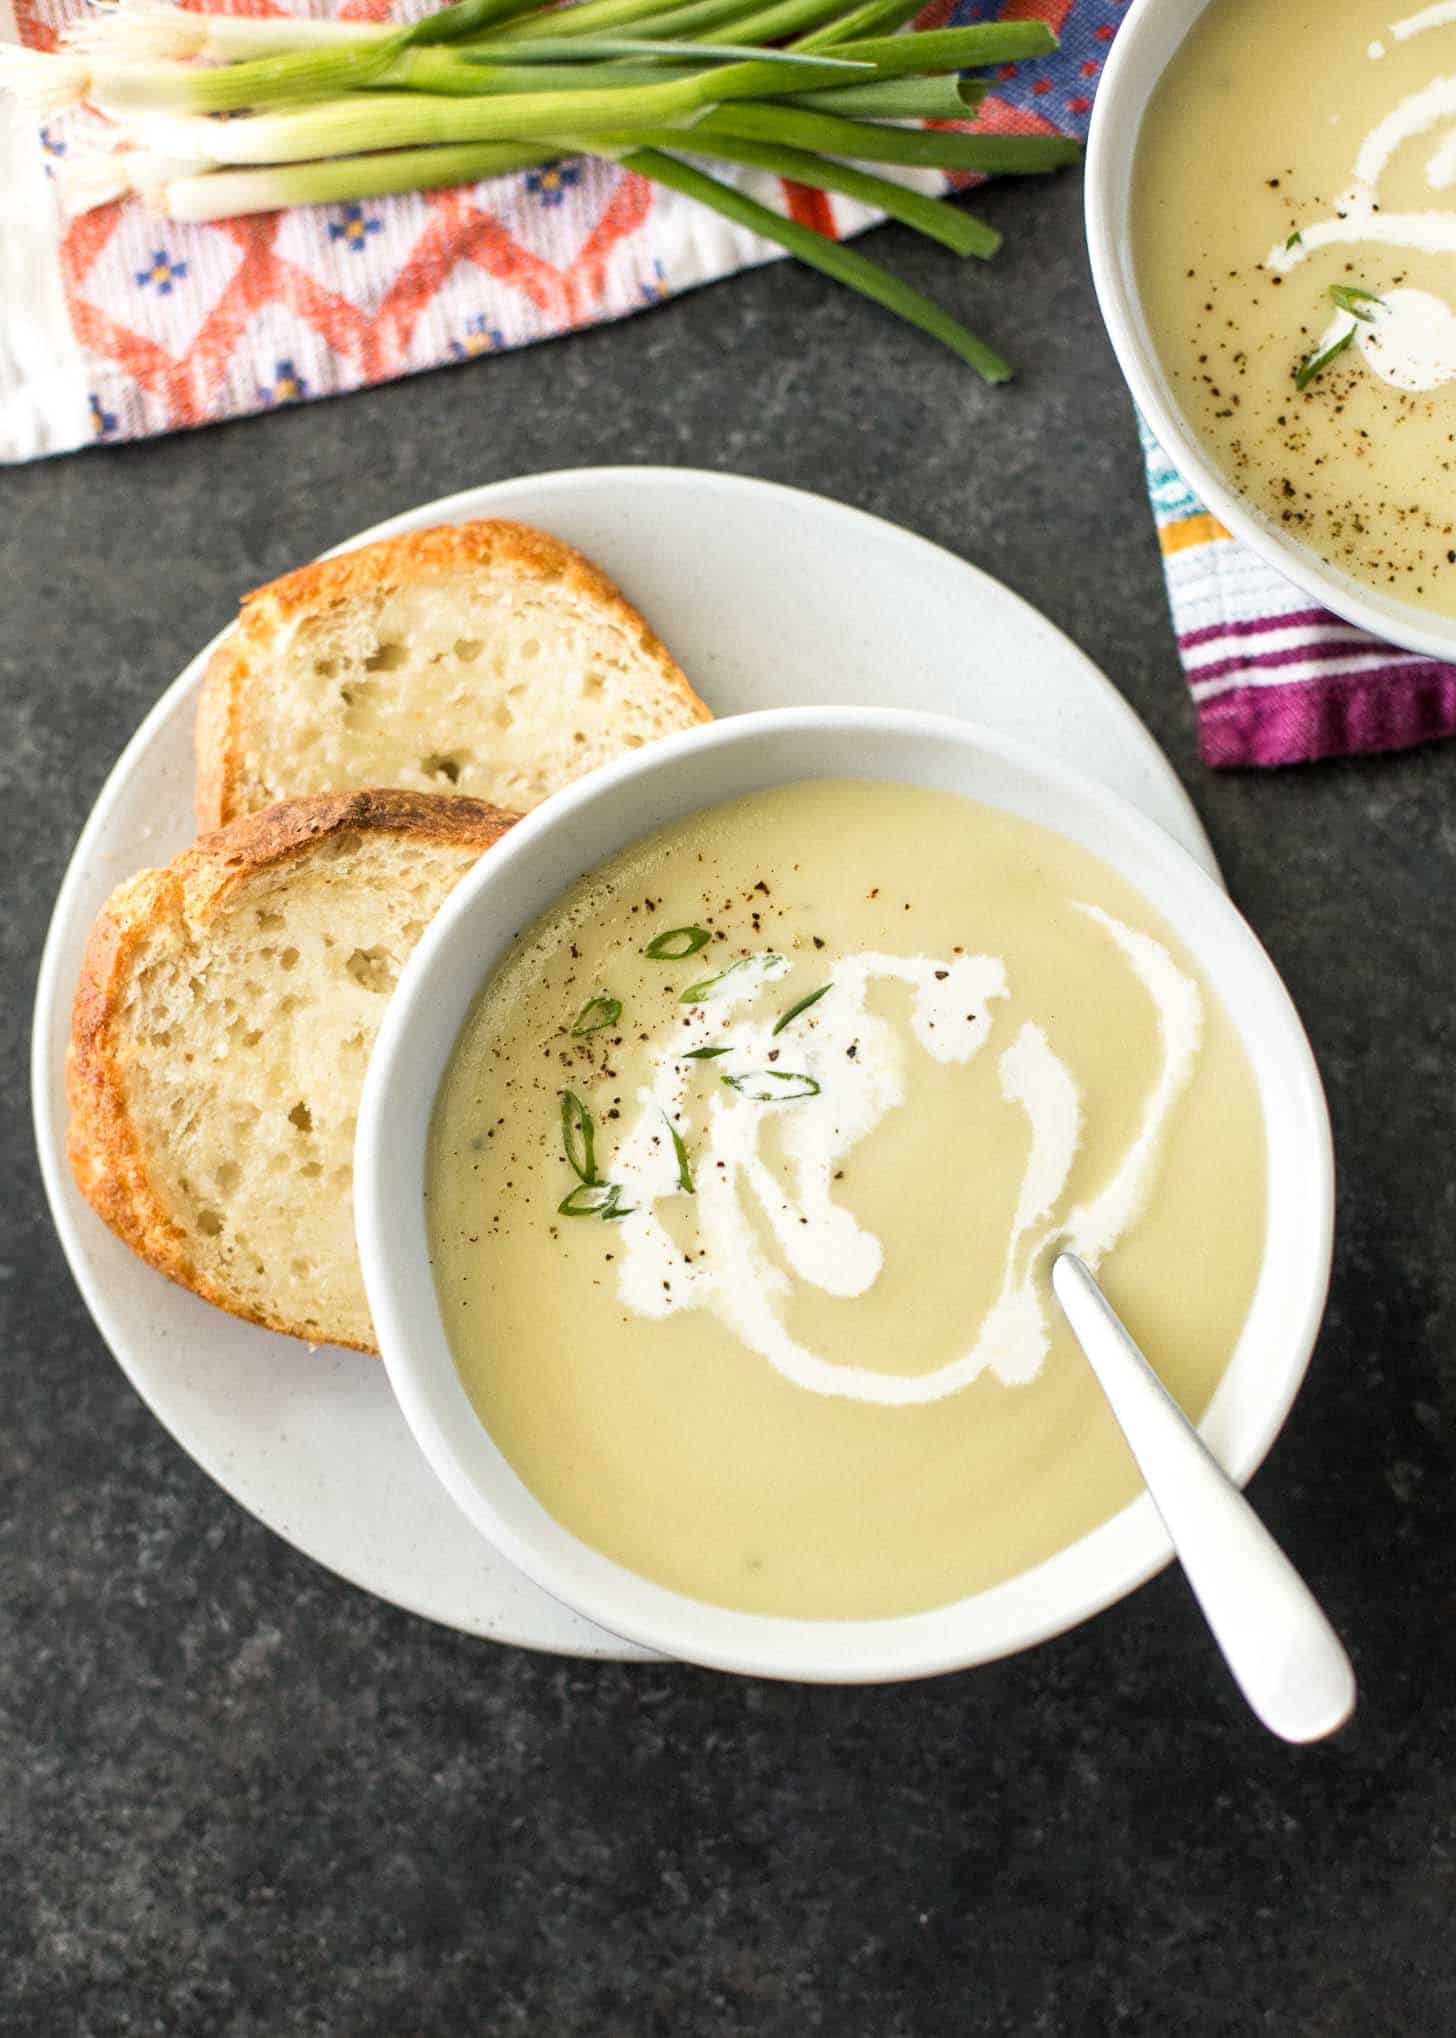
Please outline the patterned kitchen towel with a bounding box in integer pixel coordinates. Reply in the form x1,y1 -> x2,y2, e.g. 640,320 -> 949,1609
0,0 -> 1110,462
1142,421 -> 1456,768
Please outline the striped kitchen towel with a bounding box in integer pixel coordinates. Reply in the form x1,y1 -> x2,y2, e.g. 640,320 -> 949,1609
1141,421 -> 1456,768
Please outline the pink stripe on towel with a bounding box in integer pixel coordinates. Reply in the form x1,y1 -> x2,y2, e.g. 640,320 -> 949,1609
1199,664 -> 1456,767
1186,635 -> 1390,690
1178,608 -> 1335,652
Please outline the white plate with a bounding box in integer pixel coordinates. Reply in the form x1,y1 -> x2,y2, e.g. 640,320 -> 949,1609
32,467 -> 1220,1662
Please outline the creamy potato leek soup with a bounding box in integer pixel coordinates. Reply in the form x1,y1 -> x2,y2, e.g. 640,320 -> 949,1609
428,782 -> 1266,1620
1135,0 -> 1456,614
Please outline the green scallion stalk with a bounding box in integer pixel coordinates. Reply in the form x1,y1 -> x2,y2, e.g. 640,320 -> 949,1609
657,130 -> 1000,257
520,0 -> 768,45
700,0 -> 866,45
788,76 -> 984,119
71,41 -> 407,116
476,35 -> 870,66
480,0 -> 737,45
154,141 -> 558,219
680,50 -> 886,96
394,57 -> 701,94
793,0 -> 930,51
614,145 -> 1012,380
694,103 -> 1081,171
399,0 -> 556,46
98,43 -> 972,116
289,55 -> 872,148
125,63 -> 876,164
828,23 -> 1060,73
81,40 -> 655,116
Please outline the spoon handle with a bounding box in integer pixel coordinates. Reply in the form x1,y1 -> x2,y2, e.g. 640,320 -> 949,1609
1052,1253 -> 1356,1745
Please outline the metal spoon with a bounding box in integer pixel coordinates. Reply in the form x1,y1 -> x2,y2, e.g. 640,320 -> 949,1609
1052,1252 -> 1356,1744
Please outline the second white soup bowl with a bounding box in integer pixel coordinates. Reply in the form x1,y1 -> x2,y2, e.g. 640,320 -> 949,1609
355,708 -> 1333,1682
1085,0 -> 1456,662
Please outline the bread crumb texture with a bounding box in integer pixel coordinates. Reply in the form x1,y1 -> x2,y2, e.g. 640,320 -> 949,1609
200,520 -> 711,827
68,791 -> 513,1353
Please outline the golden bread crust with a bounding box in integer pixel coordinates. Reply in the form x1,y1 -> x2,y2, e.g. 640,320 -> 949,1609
66,789 -> 516,1355
193,518 -> 711,829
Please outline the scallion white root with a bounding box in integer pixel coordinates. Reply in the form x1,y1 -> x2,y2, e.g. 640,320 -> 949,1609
56,146 -> 211,215
0,46 -> 90,114
1,47 -> 334,116
62,1 -> 396,65
54,151 -> 138,217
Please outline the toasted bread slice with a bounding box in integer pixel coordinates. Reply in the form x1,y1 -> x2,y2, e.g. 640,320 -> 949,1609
67,789 -> 514,1354
195,518 -> 711,830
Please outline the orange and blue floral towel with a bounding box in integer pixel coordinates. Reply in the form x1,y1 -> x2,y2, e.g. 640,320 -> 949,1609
0,0 -> 1105,461
1141,422 -> 1456,768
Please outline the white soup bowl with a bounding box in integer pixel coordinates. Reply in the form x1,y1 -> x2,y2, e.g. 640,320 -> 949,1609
1085,0 -> 1456,662
355,708 -> 1333,1682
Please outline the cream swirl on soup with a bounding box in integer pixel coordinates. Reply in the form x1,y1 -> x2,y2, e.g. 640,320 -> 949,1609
606,916 -> 1202,1405
1266,8 -> 1456,393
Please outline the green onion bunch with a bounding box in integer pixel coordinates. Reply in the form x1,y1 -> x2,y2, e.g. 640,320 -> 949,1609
3,0 -> 1082,376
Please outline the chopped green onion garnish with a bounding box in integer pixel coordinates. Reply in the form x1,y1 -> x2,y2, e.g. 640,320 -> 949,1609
664,1115 -> 695,1192
645,924 -> 710,959
571,994 -> 622,1036
772,984 -> 830,1035
680,951 -> 784,1003
683,1044 -> 733,1059
1295,323 -> 1356,391
723,1070 -> 821,1102
560,1089 -> 598,1184
558,1180 -> 632,1218
1328,282 -> 1384,322
1285,229 -> 1303,251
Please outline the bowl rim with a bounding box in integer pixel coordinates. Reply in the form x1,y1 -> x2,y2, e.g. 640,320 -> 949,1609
356,705 -> 1335,1683
1084,0 -> 1456,663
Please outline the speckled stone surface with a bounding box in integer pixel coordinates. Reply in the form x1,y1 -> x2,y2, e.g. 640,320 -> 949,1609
4,172 -> 1455,2036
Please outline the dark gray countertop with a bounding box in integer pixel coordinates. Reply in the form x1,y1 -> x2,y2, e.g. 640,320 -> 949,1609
5,168 -> 1454,2036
